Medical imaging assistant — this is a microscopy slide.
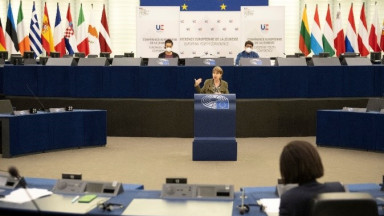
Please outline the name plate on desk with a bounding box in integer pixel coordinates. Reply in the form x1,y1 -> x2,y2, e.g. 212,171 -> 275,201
161,184 -> 234,200
52,179 -> 123,196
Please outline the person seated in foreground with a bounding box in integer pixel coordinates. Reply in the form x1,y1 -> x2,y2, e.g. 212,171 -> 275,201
194,66 -> 229,94
158,39 -> 179,58
279,140 -> 345,216
235,40 -> 259,65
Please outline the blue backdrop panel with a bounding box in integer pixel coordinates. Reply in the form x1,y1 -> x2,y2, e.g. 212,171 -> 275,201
3,65 -> 39,96
234,66 -> 280,98
0,66 -> 3,93
193,94 -> 237,161
103,66 -> 141,98
279,66 -> 309,98
73,66 -> 105,97
308,66 -> 343,97
342,66 -> 375,97
38,66 -> 74,97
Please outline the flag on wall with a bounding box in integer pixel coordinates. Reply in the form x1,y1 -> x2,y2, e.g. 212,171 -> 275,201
88,5 -> 100,55
369,5 -> 381,52
345,4 -> 358,53
357,3 -> 369,56
41,2 -> 55,55
54,3 -> 66,57
322,4 -> 335,56
99,4 -> 112,53
0,19 -> 6,51
29,1 -> 42,58
334,4 -> 345,56
5,2 -> 19,54
77,4 -> 89,56
17,1 -> 30,55
310,5 -> 323,55
65,3 -> 77,54
299,5 -> 310,56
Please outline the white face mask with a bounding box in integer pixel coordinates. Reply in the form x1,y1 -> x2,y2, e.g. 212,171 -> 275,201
245,47 -> 252,53
166,47 -> 172,52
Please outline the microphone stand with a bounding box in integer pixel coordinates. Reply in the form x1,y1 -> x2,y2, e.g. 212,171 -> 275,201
238,187 -> 249,214
8,167 -> 42,215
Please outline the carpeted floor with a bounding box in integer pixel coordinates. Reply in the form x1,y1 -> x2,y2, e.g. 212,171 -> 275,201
0,136 -> 383,190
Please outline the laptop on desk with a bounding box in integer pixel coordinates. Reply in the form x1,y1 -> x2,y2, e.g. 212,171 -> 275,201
147,58 -> 178,66
239,58 -> 271,66
0,100 -> 14,114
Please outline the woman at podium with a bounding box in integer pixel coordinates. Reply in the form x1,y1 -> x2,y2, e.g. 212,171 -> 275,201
194,66 -> 229,94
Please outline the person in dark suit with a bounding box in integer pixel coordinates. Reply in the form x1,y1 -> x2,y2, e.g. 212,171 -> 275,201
194,66 -> 229,94
279,140 -> 345,216
158,39 -> 179,58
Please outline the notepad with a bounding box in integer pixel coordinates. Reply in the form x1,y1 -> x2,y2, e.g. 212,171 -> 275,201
78,194 -> 97,203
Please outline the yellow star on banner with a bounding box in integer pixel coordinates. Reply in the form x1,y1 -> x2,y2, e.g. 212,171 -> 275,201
220,3 -> 227,10
181,3 -> 188,10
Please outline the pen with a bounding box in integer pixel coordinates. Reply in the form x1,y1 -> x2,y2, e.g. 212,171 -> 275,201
72,195 -> 80,203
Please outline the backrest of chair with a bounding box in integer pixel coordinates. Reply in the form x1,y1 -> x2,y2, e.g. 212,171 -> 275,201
310,192 -> 378,216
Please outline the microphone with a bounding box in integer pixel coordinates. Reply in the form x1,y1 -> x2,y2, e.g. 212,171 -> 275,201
238,188 -> 250,214
8,166 -> 41,214
26,84 -> 46,112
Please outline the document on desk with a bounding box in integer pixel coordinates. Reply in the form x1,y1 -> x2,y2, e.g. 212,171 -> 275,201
123,199 -> 233,216
257,198 -> 280,216
0,188 -> 52,204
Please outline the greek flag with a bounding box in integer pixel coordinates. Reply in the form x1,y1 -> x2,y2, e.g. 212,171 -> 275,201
29,2 -> 42,58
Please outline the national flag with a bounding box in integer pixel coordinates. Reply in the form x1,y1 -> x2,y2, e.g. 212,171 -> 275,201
17,1 -> 30,55
345,4 -> 358,53
369,5 -> 381,52
88,5 -> 100,55
77,4 -> 89,56
0,19 -> 6,51
357,3 -> 369,56
5,2 -> 19,54
334,4 -> 345,56
99,4 -> 112,53
41,2 -> 55,55
54,3 -> 65,57
381,21 -> 384,51
65,3 -> 77,54
29,1 -> 42,58
322,4 -> 335,56
310,5 -> 323,55
299,5 -> 310,56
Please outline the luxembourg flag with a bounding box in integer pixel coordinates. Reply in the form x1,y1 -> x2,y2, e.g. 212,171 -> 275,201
310,4 -> 323,55
345,4 -> 358,53
357,3 -> 369,56
65,3 -> 77,54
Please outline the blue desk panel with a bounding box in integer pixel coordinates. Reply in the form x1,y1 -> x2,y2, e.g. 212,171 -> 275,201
0,110 -> 107,157
3,65 -> 384,98
0,182 -> 382,216
316,110 -> 384,151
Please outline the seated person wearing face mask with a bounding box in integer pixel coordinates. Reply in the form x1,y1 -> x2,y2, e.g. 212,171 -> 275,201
235,40 -> 259,65
158,39 -> 180,58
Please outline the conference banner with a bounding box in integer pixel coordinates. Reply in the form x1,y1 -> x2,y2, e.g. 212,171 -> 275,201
241,6 -> 285,58
179,12 -> 241,58
136,7 -> 180,58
